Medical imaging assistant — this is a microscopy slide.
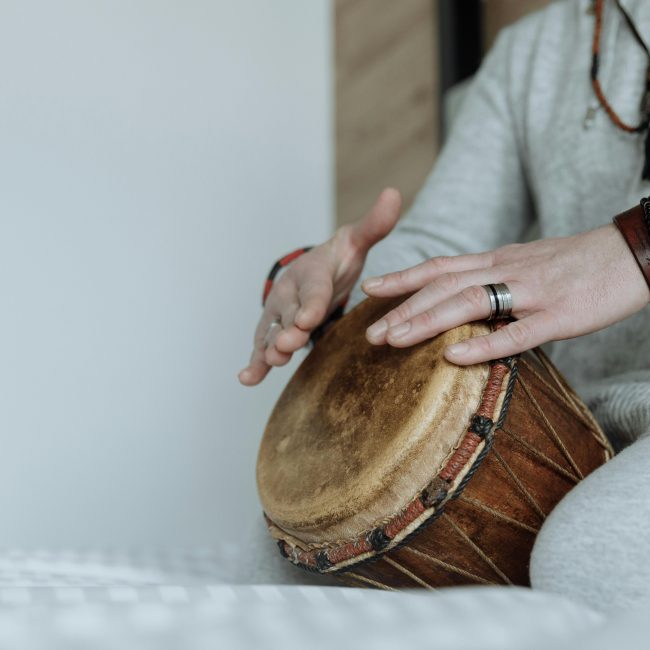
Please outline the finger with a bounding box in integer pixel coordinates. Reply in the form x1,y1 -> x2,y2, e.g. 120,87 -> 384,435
262,320 -> 292,366
271,280 -> 319,352
239,342 -> 272,386
275,298 -> 308,353
263,300 -> 302,357
295,275 -> 333,331
265,344 -> 292,367
381,280 -> 529,348
379,284 -> 497,348
366,269 -> 502,344
259,276 -> 299,349
239,307 -> 282,385
279,300 -> 299,330
362,251 -> 494,297
348,187 -> 402,253
444,312 -> 555,366
275,325 -> 311,353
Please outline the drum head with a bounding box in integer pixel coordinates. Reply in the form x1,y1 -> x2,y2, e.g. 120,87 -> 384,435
257,297 -> 494,544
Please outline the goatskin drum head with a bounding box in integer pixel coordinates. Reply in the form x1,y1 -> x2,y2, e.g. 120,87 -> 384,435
256,296 -> 494,544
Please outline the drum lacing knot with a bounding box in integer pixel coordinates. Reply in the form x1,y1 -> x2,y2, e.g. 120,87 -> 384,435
491,356 -> 517,369
315,551 -> 333,572
367,527 -> 391,552
421,476 -> 449,508
469,415 -> 493,438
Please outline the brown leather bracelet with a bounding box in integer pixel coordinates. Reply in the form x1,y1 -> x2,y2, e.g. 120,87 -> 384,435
612,203 -> 650,289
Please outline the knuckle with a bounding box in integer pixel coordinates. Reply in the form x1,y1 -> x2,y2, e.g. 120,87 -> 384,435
470,334 -> 494,357
312,302 -> 330,324
302,297 -> 327,322
391,302 -> 412,322
392,268 -> 411,287
271,352 -> 291,367
460,285 -> 488,310
419,309 -> 437,330
504,320 -> 532,348
480,249 -> 497,266
493,243 -> 523,264
426,256 -> 449,273
435,272 -> 459,294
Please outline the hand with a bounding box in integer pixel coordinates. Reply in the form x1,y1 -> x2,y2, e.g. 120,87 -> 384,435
362,224 -> 650,365
238,188 -> 402,386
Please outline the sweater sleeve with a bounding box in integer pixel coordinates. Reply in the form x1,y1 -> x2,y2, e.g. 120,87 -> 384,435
347,25 -> 534,311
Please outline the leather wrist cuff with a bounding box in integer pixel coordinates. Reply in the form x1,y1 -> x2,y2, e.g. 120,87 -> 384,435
612,203 -> 650,289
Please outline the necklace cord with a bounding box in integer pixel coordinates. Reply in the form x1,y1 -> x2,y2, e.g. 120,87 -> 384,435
591,0 -> 650,179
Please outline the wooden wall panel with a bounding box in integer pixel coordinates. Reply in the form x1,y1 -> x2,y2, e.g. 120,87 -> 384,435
334,0 -> 551,229
335,0 -> 439,228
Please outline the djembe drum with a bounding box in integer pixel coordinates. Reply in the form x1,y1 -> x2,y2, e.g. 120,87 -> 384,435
256,297 -> 613,589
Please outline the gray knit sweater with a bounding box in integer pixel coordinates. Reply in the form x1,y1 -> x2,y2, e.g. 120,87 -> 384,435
349,0 -> 650,451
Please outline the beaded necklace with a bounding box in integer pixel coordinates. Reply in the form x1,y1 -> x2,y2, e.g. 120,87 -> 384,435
591,0 -> 650,179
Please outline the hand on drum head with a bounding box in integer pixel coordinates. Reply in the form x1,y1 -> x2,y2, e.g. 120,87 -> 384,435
362,224 -> 650,365
238,188 -> 402,386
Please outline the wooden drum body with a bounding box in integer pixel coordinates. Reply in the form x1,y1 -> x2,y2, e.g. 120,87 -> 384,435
256,297 -> 612,589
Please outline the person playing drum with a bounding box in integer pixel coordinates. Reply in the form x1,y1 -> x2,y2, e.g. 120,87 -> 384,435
239,0 -> 650,611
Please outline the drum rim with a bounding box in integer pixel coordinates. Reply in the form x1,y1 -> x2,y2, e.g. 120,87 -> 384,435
264,352 -> 519,575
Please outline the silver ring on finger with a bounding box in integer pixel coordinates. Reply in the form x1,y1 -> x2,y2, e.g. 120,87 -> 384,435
482,283 -> 513,320
263,318 -> 283,348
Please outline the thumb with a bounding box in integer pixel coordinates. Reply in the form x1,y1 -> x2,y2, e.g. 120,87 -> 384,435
349,187 -> 402,254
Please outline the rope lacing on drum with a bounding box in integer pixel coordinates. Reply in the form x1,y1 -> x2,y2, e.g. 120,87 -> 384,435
344,572 -> 397,591
441,513 -> 513,585
515,373 -> 585,481
499,427 -> 580,484
490,447 -> 547,522
400,546 -> 492,585
382,556 -> 435,590
456,495 -> 539,535
526,350 -> 612,454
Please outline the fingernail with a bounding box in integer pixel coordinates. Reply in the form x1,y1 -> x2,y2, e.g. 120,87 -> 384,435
388,322 -> 411,339
363,277 -> 383,290
239,369 -> 251,381
366,319 -> 388,339
447,342 -> 469,356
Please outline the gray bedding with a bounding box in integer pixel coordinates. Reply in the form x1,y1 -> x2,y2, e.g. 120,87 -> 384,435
0,546 -> 643,649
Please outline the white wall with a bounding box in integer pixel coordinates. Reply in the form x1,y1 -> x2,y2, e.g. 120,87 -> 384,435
0,0 -> 332,546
